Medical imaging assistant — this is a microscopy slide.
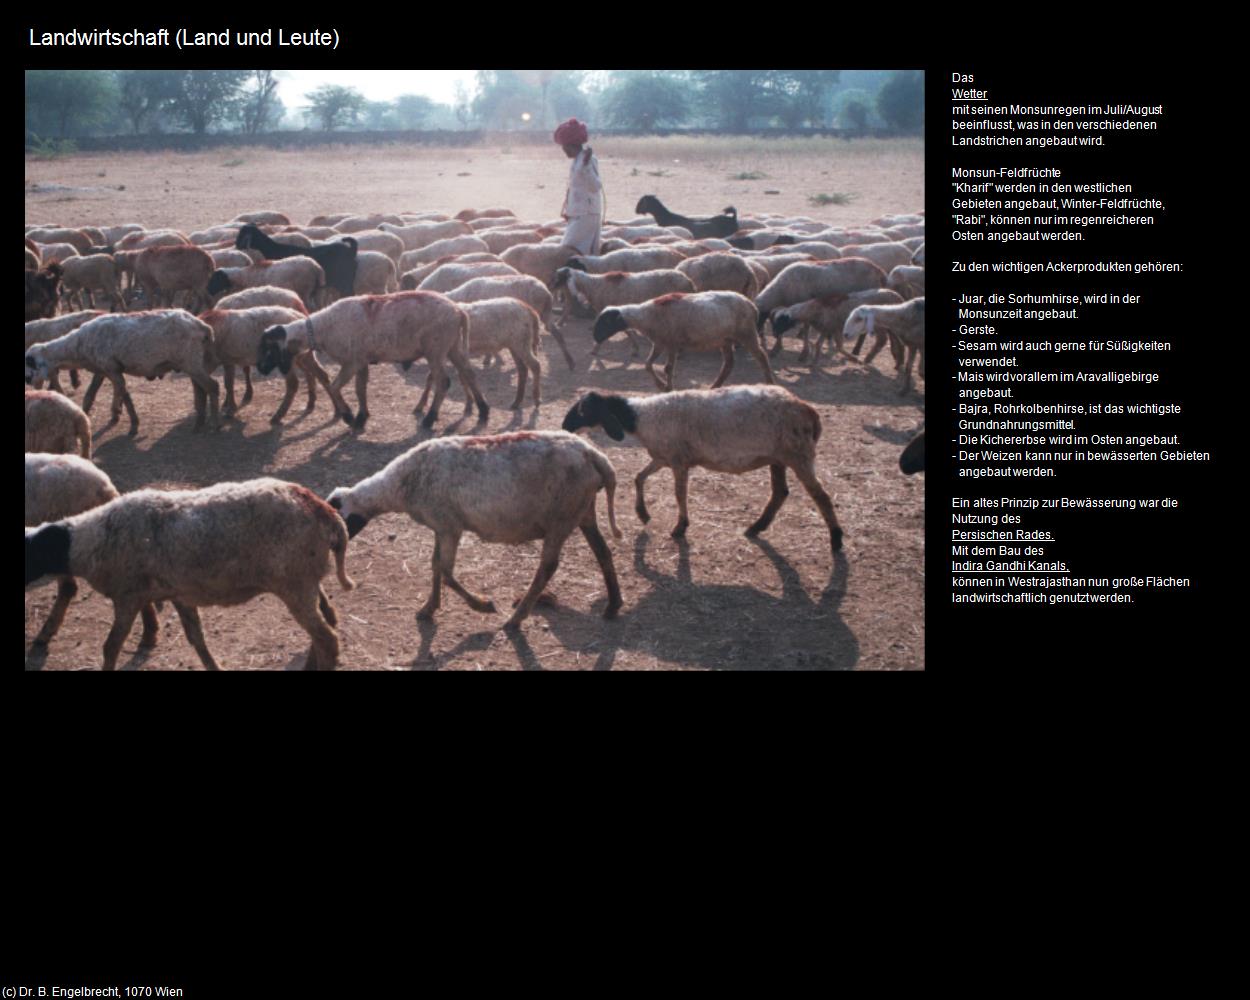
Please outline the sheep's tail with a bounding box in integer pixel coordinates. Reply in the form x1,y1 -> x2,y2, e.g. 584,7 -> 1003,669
531,309 -> 543,355
331,517 -> 356,591
458,308 -> 471,357
76,413 -> 92,459
589,451 -> 623,540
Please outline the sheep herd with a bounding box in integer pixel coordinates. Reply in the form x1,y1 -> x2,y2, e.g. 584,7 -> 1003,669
24,198 -> 925,670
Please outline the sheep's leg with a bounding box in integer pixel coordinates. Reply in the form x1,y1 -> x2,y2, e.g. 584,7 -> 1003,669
634,458 -> 663,524
222,365 -> 238,416
435,532 -> 496,614
138,604 -> 160,649
709,343 -> 736,389
444,345 -> 490,427
670,466 -> 692,538
32,576 -> 78,647
172,601 -> 221,671
644,344 -> 666,391
352,367 -> 370,430
626,329 -> 642,359
68,367 -> 80,390
416,536 -> 445,621
108,373 -> 140,435
580,518 -> 623,620
862,329 -> 892,367
101,600 -> 143,671
663,349 -> 678,392
270,366 -> 301,424
505,532 -> 571,630
188,372 -> 219,431
414,365 -> 439,414
240,366 -> 254,406
81,373 -> 105,415
851,331 -> 868,357
792,459 -> 844,553
746,464 -> 790,537
318,586 -> 338,628
546,322 -> 577,371
748,337 -> 777,384
280,590 -> 340,671
507,348 -> 528,410
326,363 -> 358,426
299,353 -> 333,414
528,354 -> 542,407
898,346 -> 917,396
421,359 -> 451,430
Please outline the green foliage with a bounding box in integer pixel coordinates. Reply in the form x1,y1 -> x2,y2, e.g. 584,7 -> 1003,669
305,84 -> 367,131
877,71 -> 924,131
599,71 -> 692,130
167,70 -> 249,134
239,70 -> 282,134
394,94 -> 437,130
116,70 -> 181,135
833,89 -> 874,129
25,70 -> 118,138
27,135 -> 78,159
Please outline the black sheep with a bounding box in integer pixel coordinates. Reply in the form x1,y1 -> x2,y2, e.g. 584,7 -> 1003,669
634,196 -> 739,239
235,224 -> 358,303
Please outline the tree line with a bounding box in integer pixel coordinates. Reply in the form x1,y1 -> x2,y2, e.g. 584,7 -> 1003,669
25,69 -> 924,142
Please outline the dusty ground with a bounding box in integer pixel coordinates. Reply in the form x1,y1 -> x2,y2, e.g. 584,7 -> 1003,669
24,139 -> 925,670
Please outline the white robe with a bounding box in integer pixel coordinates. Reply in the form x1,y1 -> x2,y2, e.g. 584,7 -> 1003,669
560,150 -> 603,256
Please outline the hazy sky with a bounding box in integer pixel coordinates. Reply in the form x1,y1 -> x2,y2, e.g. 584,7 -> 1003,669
275,70 -> 477,107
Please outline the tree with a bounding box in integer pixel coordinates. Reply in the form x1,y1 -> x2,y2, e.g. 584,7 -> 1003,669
694,71 -> 782,130
25,70 -> 118,138
394,94 -> 436,130
599,71 -> 691,130
239,70 -> 281,134
116,70 -> 180,134
453,81 -> 473,129
549,71 -> 592,124
833,89 -> 874,130
305,84 -> 367,131
168,70 -> 249,134
877,70 -> 925,132
775,70 -> 840,127
472,70 -> 539,129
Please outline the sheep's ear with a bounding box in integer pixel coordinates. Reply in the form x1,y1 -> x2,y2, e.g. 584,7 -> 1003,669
345,514 -> 368,538
602,411 -> 625,441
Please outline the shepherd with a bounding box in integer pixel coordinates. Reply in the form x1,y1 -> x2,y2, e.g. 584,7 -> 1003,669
555,118 -> 603,257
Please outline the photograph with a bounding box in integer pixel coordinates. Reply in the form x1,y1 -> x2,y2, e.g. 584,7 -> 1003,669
24,68 -> 926,670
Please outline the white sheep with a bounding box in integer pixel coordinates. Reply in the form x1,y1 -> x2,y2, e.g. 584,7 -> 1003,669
561,385 -> 843,552
206,257 -> 326,311
25,389 -> 92,458
443,298 -> 544,410
214,285 -> 309,314
414,262 -> 521,293
27,228 -> 92,253
327,430 -> 622,630
117,229 -> 190,250
348,230 -> 406,264
24,478 -> 355,670
912,245 -> 925,267
25,310 -> 106,394
352,251 -> 399,295
479,229 -> 552,254
59,253 -> 124,312
769,289 -> 905,364
444,275 -> 574,371
499,242 -> 581,288
231,211 -> 291,226
199,306 -> 333,423
400,235 -> 491,268
592,291 -> 776,391
839,242 -> 915,274
886,265 -> 926,300
551,267 -> 696,360
842,298 -> 926,394
24,309 -> 220,434
754,258 -> 889,331
378,220 -> 474,251
24,452 -> 159,652
33,242 -> 80,267
334,213 -> 406,234
399,253 -> 505,288
567,246 -> 687,274
255,291 -> 488,431
676,252 -> 760,297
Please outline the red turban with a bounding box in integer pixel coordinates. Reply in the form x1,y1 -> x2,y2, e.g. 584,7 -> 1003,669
553,118 -> 589,146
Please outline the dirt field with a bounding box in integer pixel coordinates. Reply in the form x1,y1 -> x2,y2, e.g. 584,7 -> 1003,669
24,138 -> 925,670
